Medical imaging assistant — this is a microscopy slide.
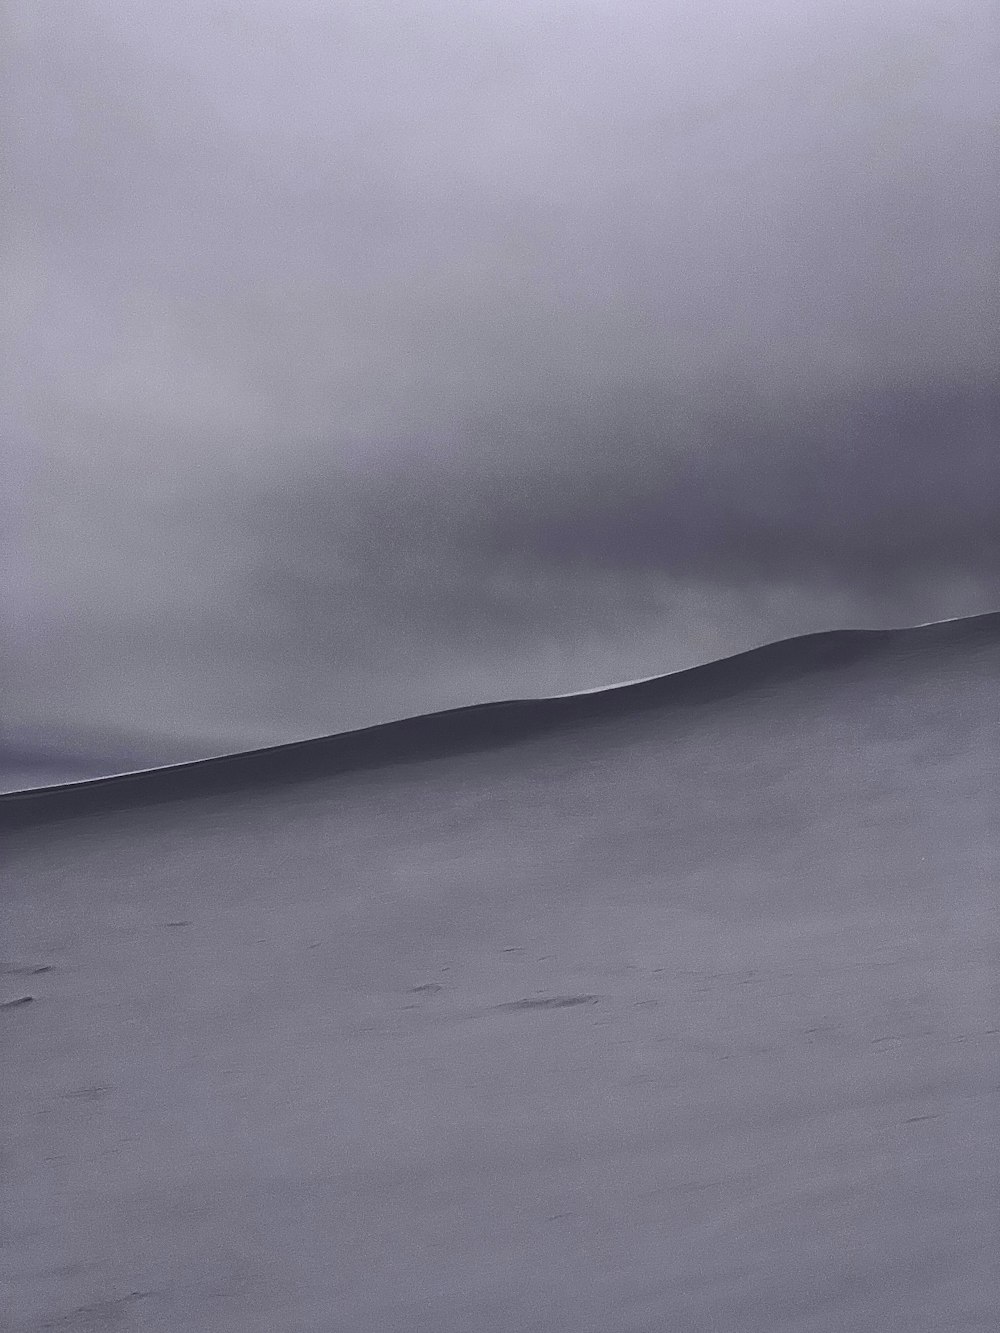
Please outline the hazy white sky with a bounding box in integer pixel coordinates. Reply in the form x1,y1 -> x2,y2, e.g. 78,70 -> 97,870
5,0 -> 998,765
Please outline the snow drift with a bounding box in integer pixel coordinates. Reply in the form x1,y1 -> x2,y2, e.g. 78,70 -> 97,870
3,614 -> 998,1332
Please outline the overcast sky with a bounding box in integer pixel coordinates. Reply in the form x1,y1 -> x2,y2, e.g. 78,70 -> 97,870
4,0 -> 998,770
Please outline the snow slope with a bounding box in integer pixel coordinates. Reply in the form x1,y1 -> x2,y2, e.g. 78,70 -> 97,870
3,614 -> 998,1331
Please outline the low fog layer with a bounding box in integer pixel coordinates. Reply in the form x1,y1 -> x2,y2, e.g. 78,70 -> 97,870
6,2 -> 998,766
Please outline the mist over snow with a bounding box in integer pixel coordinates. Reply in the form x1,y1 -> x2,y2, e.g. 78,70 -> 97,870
5,0 -> 998,770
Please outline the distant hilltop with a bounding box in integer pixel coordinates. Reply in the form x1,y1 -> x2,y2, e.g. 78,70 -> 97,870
2,610 -> 997,831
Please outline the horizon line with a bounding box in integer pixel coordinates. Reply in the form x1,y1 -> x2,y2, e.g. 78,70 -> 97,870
3,609 -> 997,806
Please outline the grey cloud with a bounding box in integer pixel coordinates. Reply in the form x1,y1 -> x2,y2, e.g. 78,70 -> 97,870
250,373 -> 999,595
10,0 -> 996,455
5,0 -> 999,762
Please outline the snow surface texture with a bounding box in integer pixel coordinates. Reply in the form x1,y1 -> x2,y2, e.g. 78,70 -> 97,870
3,615 -> 999,1332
